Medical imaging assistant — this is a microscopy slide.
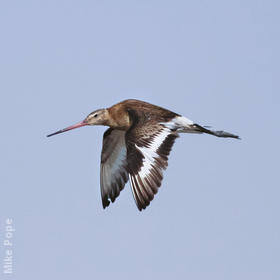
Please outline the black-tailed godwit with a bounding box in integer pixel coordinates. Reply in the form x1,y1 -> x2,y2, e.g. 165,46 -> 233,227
47,99 -> 239,211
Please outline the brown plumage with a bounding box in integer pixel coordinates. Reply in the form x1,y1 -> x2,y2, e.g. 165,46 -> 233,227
47,99 -> 239,211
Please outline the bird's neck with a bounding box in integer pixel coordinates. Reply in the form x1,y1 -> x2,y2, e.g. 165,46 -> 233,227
107,106 -> 131,130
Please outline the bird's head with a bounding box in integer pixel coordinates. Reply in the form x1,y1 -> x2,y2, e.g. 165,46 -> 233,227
47,108 -> 109,137
84,109 -> 109,126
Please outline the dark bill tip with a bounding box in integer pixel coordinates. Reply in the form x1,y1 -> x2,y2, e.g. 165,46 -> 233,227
47,121 -> 87,137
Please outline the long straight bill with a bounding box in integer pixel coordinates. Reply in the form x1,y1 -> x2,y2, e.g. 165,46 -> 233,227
47,121 -> 87,137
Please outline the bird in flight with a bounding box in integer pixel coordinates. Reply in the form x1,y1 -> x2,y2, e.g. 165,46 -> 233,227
47,99 -> 239,211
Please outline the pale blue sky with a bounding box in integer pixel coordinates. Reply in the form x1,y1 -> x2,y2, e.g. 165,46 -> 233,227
1,1 -> 280,279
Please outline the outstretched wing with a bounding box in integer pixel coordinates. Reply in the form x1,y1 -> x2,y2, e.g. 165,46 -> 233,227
126,122 -> 178,211
100,128 -> 129,208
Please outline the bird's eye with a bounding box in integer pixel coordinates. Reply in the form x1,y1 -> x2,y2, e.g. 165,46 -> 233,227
93,114 -> 98,118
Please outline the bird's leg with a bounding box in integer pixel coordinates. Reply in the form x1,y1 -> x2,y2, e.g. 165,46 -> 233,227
192,124 -> 240,139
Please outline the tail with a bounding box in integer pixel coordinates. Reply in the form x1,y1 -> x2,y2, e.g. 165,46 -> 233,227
192,124 -> 240,139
